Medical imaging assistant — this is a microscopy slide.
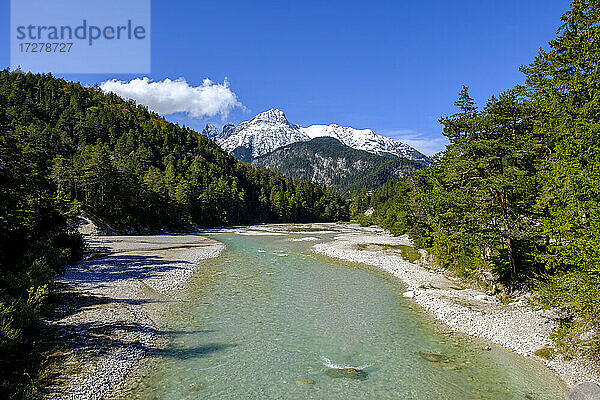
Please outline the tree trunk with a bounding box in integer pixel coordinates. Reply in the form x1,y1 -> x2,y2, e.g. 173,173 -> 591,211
506,235 -> 517,287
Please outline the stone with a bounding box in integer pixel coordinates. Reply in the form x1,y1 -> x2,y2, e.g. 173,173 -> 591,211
432,362 -> 462,371
403,291 -> 415,298
419,350 -> 448,363
579,329 -> 598,341
429,276 -> 461,290
325,367 -> 368,380
474,294 -> 493,302
296,379 -> 315,385
188,383 -> 203,391
565,382 -> 600,400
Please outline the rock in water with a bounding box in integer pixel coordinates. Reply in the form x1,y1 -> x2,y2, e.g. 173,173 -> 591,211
325,367 -> 368,380
431,362 -> 463,371
296,379 -> 315,385
566,382 -> 600,400
419,350 -> 448,363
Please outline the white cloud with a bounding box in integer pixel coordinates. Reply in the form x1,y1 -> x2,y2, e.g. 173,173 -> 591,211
383,129 -> 448,156
99,77 -> 242,119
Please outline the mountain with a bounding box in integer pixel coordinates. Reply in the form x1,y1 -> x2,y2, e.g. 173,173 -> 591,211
252,137 -> 428,196
201,123 -> 220,140
300,124 -> 428,162
208,109 -> 429,195
216,109 -> 308,162
213,109 -> 429,163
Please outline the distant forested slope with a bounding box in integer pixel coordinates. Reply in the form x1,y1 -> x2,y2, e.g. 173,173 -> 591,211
0,70 -> 348,230
251,137 -> 427,196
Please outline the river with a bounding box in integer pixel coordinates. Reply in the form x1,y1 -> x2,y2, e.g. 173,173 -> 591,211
113,228 -> 566,399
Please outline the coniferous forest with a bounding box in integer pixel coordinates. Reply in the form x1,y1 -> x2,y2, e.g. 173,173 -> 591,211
0,70 -> 348,397
352,1 -> 600,365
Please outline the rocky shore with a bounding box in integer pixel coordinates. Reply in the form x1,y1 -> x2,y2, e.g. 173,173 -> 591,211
42,222 -> 599,398
311,225 -> 599,388
43,234 -> 225,400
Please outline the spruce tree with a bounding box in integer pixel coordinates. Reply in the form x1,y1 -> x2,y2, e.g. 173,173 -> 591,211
522,0 -> 600,274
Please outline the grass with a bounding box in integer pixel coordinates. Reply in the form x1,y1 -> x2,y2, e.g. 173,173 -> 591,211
548,320 -> 598,363
533,346 -> 556,360
356,243 -> 421,263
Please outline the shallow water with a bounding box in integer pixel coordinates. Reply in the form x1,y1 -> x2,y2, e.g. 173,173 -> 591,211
114,230 -> 566,399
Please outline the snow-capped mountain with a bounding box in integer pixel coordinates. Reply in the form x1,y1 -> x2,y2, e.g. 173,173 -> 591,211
201,123 -> 220,140
215,109 -> 307,161
212,109 -> 428,163
300,124 -> 426,162
251,136 -> 427,196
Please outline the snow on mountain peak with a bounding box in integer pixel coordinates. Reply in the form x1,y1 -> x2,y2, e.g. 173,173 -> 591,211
215,109 -> 428,163
253,108 -> 291,125
300,124 -> 424,160
214,109 -> 306,161
202,123 -> 220,139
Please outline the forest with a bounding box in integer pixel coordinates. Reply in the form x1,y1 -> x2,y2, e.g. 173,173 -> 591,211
251,136 -> 428,197
352,0 -> 600,365
0,70 -> 348,397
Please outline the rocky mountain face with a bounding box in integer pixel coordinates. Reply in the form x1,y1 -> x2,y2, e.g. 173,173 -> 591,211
203,108 -> 429,194
215,109 -> 307,162
251,137 -> 427,196
201,123 -> 220,140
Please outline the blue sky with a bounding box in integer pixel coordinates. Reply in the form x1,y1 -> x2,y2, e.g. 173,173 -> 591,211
1,0 -> 569,155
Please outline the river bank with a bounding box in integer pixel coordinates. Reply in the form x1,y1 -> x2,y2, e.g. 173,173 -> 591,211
43,235 -> 224,400
42,222 -> 594,398
100,225 -> 567,399
308,223 -> 599,388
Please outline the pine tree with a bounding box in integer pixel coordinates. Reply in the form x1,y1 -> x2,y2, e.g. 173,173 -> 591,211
522,0 -> 600,331
433,87 -> 540,283
522,0 -> 600,274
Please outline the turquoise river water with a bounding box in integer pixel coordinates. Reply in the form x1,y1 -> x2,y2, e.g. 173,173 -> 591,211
114,229 -> 567,399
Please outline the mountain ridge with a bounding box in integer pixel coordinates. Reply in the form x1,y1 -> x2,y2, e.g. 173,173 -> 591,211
208,109 -> 429,163
251,136 -> 427,196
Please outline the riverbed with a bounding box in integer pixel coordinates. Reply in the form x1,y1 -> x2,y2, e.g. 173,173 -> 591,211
109,227 -> 566,399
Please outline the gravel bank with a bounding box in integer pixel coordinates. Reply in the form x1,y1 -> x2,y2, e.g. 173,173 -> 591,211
43,235 -> 225,400
312,225 -> 599,387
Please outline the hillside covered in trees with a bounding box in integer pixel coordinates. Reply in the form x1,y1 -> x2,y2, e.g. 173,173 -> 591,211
251,136 -> 427,197
0,70 -> 348,397
353,0 -> 600,366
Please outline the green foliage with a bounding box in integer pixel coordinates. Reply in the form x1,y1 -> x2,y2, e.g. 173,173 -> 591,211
0,70 -> 348,231
252,136 -> 427,197
0,69 -> 348,398
0,88 -> 83,396
522,0 -> 600,270
362,89 -> 549,285
394,244 -> 421,263
533,347 -> 556,360
359,0 -> 600,364
539,270 -> 600,322
522,0 -> 600,361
